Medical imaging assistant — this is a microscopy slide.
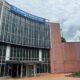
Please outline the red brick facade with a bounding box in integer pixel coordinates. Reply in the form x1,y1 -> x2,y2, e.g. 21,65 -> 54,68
50,23 -> 80,73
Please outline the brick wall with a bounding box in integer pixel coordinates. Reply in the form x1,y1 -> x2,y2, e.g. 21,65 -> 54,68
62,43 -> 80,73
50,23 -> 64,73
50,23 -> 80,73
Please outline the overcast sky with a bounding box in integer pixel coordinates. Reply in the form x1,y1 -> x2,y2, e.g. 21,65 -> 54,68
6,0 -> 80,42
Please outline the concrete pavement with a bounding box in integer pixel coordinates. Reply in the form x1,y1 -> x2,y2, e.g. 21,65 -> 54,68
0,73 -> 80,80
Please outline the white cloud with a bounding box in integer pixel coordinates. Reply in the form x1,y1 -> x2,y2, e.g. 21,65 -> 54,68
6,0 -> 80,42
67,31 -> 80,42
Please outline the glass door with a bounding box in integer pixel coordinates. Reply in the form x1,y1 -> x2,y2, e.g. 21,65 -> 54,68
27,65 -> 34,77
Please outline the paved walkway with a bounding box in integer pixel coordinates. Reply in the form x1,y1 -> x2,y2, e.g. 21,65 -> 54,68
0,74 -> 80,80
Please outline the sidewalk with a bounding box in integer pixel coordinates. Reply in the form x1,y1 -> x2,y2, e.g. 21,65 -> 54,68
0,73 -> 80,80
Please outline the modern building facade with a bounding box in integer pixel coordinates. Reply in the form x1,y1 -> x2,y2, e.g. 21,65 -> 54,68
0,0 -> 80,78
0,0 -> 50,77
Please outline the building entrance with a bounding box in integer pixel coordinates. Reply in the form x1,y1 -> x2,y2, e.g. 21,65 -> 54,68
10,64 -> 21,77
7,64 -> 36,78
27,65 -> 34,77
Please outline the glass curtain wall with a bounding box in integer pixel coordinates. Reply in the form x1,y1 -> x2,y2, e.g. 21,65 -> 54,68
0,2 -> 2,40
0,2 -> 2,17
10,46 -> 50,62
0,6 -> 50,48
0,44 -> 50,76
10,46 -> 50,73
0,4 -> 51,76
0,44 -> 7,76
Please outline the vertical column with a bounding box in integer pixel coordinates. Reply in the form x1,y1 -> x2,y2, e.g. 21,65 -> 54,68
26,65 -> 27,77
0,65 -> 1,76
3,64 -> 6,76
7,65 -> 9,76
5,46 -> 11,61
17,64 -> 18,77
21,64 -> 23,78
39,49 -> 42,61
34,64 -> 36,76
0,1 -> 4,36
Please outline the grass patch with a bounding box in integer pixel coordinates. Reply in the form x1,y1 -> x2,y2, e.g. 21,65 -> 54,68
70,72 -> 80,77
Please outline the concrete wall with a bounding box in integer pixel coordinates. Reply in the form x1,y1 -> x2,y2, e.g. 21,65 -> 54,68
50,23 -> 80,73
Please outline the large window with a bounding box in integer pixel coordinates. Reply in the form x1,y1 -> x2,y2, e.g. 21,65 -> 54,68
0,44 -> 7,76
0,44 -> 50,76
10,46 -> 50,63
0,2 -> 2,41
0,2 -> 2,17
0,7 -> 50,48
9,46 -> 50,73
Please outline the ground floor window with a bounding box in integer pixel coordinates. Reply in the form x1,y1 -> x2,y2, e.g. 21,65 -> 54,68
0,43 -> 50,77
37,64 -> 50,73
0,63 -> 50,77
